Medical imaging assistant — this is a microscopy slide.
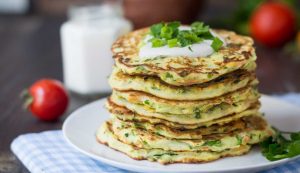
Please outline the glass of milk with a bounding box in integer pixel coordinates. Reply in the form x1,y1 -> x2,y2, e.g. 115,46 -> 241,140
60,1 -> 132,97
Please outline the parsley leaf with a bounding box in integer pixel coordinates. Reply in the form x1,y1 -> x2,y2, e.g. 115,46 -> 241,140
287,140 -> 300,157
167,21 -> 180,30
291,132 -> 300,141
150,23 -> 163,38
260,130 -> 300,161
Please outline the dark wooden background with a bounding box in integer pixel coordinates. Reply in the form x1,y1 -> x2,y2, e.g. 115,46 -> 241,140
1,2 -> 300,172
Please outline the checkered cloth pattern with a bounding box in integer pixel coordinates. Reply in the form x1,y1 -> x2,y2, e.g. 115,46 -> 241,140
10,94 -> 300,173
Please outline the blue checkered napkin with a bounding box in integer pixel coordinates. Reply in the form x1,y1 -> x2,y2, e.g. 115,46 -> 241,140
11,131 -> 132,173
10,94 -> 300,173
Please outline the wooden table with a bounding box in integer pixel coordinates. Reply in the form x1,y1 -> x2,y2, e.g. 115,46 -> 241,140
0,16 -> 300,173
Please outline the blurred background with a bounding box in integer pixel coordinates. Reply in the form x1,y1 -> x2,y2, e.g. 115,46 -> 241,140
1,0 -> 300,95
1,0 -> 300,172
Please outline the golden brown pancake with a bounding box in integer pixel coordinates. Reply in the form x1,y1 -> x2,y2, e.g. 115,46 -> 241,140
111,86 -> 259,115
109,67 -> 258,101
106,99 -> 261,129
111,115 -> 267,140
110,117 -> 273,152
112,28 -> 256,86
97,121 -> 252,164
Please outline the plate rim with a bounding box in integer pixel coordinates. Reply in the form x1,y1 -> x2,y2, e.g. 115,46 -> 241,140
62,95 -> 300,173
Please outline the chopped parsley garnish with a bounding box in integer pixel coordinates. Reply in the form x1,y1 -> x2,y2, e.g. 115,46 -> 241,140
151,38 -> 166,47
167,38 -> 178,47
143,100 -> 150,105
151,86 -> 160,91
260,129 -> 300,161
153,152 -> 178,158
150,23 -> 164,37
203,140 -> 222,147
236,135 -> 243,145
207,73 -> 213,79
149,21 -> 223,51
165,72 -> 173,79
194,108 -> 201,119
191,21 -> 210,36
135,66 -> 146,71
211,37 -> 223,51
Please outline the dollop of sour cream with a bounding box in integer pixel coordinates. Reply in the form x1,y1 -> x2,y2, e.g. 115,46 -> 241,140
139,26 -> 226,59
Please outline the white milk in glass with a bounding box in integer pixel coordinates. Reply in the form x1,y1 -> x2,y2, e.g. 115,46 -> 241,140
61,3 -> 132,95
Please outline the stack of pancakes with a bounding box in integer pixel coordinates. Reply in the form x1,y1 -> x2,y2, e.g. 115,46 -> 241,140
97,28 -> 274,164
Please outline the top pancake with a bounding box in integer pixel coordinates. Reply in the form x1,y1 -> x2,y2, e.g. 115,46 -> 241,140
112,28 -> 256,86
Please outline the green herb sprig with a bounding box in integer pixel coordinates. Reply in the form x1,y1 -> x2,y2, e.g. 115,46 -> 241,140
260,129 -> 300,161
149,21 -> 223,51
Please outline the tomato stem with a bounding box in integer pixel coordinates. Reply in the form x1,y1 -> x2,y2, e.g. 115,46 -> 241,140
20,89 -> 33,109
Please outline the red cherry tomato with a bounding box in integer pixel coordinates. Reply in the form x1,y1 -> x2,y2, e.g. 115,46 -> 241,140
250,2 -> 296,47
24,79 -> 69,121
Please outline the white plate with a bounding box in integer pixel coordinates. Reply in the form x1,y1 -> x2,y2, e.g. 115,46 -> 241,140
63,95 -> 300,173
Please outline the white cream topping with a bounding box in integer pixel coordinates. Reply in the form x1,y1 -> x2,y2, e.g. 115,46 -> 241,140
139,26 -> 226,59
